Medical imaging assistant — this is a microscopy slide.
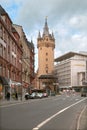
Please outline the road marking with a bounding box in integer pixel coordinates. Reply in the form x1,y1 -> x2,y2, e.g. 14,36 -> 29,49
33,128 -> 38,130
32,97 -> 87,130
75,98 -> 79,101
77,105 -> 87,130
63,98 -> 66,100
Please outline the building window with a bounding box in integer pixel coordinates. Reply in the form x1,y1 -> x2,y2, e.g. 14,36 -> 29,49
3,66 -> 6,76
45,65 -> 48,74
46,38 -> 48,41
46,52 -> 48,55
0,24 -> 3,38
0,64 -> 2,75
46,43 -> 49,47
7,69 -> 10,78
0,44 -> 3,56
3,47 -> 6,59
46,58 -> 48,61
46,70 -> 48,73
46,64 -> 48,67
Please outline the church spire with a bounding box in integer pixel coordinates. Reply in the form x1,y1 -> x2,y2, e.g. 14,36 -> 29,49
43,17 -> 49,37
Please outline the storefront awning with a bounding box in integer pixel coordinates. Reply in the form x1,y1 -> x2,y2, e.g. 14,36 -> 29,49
11,81 -> 22,86
39,74 -> 58,79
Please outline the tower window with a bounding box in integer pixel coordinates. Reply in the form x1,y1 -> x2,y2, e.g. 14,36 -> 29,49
46,64 -> 48,67
46,52 -> 48,55
46,58 -> 48,61
46,38 -> 48,41
46,70 -> 48,73
46,43 -> 49,47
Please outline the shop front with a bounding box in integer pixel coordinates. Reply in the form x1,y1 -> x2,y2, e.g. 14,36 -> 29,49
0,76 -> 10,100
0,76 -> 22,100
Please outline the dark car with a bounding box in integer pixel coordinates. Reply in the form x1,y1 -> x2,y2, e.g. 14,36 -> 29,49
25,93 -> 30,100
81,87 -> 87,97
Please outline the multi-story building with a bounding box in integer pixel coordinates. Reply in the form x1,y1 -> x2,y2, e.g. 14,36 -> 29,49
0,5 -> 23,99
13,25 -> 35,94
0,5 -> 35,100
54,52 -> 87,91
36,18 -> 57,94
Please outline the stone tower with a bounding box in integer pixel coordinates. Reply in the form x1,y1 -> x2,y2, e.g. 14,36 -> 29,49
37,18 -> 55,77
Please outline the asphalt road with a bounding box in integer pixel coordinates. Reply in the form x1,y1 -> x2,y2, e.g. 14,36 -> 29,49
0,93 -> 87,130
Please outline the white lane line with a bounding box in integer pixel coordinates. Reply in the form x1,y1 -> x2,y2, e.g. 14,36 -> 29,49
77,105 -> 87,130
75,98 -> 79,101
32,97 -> 87,130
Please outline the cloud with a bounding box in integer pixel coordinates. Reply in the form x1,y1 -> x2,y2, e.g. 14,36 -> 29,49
1,0 -> 87,71
69,14 -> 87,31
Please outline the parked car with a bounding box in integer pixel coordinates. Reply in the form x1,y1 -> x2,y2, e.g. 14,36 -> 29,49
25,93 -> 30,100
81,87 -> 87,97
36,93 -> 43,99
29,92 -> 36,99
43,92 -> 48,97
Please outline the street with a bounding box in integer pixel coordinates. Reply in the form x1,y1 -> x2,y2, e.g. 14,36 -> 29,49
0,93 -> 87,130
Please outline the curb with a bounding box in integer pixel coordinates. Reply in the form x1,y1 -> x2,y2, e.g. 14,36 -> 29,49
0,99 -> 25,106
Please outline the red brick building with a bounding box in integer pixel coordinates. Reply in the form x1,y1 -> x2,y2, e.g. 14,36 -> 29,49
0,5 -> 23,99
13,25 -> 35,94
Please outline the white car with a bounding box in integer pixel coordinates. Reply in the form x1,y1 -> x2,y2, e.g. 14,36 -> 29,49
30,92 -> 36,99
36,93 -> 43,98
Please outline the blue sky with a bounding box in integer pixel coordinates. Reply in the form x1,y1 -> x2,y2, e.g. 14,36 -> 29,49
1,0 -> 87,71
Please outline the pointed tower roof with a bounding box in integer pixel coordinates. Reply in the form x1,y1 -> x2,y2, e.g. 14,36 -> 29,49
52,31 -> 55,39
38,31 -> 41,38
43,17 -> 49,37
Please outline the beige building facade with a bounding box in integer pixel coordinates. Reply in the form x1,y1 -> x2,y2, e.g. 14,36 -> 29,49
54,52 -> 87,91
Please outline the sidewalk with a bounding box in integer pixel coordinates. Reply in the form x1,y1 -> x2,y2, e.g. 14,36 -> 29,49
0,98 -> 25,106
77,105 -> 87,130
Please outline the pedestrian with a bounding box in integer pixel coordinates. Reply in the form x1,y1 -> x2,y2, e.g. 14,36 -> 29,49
6,91 -> 10,100
15,92 -> 18,100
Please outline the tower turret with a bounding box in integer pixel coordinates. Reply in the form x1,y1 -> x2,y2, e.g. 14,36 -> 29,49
38,31 -> 41,39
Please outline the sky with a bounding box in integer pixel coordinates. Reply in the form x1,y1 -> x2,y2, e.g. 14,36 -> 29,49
0,0 -> 87,71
